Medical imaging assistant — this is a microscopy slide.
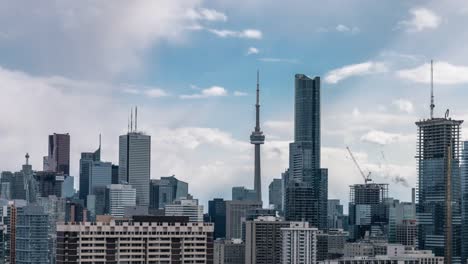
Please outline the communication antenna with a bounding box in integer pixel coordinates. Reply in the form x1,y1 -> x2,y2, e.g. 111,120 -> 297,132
430,60 -> 435,119
135,106 -> 138,132
130,108 -> 133,132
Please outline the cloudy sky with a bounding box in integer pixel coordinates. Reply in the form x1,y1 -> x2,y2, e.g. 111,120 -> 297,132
1,0 -> 468,210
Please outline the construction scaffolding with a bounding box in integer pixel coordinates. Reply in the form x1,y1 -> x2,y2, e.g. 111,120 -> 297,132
349,183 -> 389,205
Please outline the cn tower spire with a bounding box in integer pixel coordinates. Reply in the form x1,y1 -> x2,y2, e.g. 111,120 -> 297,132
430,60 -> 435,119
250,70 -> 265,204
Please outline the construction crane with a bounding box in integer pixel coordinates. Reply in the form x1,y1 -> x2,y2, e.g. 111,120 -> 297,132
346,146 -> 372,184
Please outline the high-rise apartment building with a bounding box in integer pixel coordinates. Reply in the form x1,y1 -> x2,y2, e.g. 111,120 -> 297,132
285,74 -> 328,229
105,184 -> 136,218
15,205 -> 49,264
462,141 -> 468,262
44,133 -> 70,175
282,222 -> 318,264
56,216 -> 214,263
119,130 -> 151,206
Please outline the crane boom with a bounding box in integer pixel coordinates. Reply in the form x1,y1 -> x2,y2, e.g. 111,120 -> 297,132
346,146 -> 372,184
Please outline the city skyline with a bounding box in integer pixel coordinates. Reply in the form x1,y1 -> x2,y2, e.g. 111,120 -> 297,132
3,1 -> 468,209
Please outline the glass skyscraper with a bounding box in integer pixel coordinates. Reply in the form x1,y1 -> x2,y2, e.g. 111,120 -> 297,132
416,117 -> 462,263
285,74 -> 328,229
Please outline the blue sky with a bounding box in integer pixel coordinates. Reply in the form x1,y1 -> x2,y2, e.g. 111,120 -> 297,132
1,0 -> 468,209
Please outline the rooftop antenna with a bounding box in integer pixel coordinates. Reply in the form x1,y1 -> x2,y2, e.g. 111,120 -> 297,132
135,106 -> 138,132
430,60 -> 435,119
130,108 -> 133,132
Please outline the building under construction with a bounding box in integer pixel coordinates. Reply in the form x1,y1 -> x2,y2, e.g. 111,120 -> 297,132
348,183 -> 389,241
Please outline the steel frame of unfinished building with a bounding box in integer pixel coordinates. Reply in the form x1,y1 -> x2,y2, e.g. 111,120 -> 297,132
416,117 -> 462,264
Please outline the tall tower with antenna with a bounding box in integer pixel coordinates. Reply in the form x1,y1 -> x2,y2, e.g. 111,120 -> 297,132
250,70 -> 265,204
430,59 -> 435,119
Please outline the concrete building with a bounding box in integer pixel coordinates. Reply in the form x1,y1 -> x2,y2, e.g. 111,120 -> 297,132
250,71 -> 265,203
316,229 -> 349,261
320,245 -> 444,264
285,74 -> 328,229
232,186 -> 257,201
56,216 -> 214,264
214,239 -> 245,264
119,115 -> 151,207
15,205 -> 49,264
269,178 -> 282,212
209,198 -> 226,239
282,222 -> 317,264
245,216 -> 289,264
344,239 -> 389,257
43,133 -> 70,175
105,184 -> 136,218
165,198 -> 203,222
416,111 -> 462,263
149,176 -> 188,209
225,200 -> 262,239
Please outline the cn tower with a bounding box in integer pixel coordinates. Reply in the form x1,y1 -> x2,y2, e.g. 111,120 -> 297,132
250,70 -> 265,203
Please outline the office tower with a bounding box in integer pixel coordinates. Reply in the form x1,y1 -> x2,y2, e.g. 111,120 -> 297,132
416,63 -> 462,264
149,176 -> 189,209
104,184 -> 136,218
119,110 -> 151,206
33,171 -> 65,198
43,133 -> 70,175
56,216 -> 214,264
348,183 -> 389,241
214,239 -> 245,264
78,138 -> 101,201
225,200 -> 262,239
285,74 -> 328,229
268,178 -> 282,212
250,71 -> 265,203
111,164 -> 119,184
15,205 -> 49,264
328,199 -> 344,229
65,199 -> 86,223
87,161 -> 112,216
387,198 -> 416,245
208,198 -> 226,239
245,216 -> 290,264
232,186 -> 257,201
282,222 -> 318,264
61,175 -> 74,198
0,172 -> 12,200
165,198 -> 203,222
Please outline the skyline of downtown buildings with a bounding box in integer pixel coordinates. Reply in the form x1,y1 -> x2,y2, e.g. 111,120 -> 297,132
1,68 -> 468,262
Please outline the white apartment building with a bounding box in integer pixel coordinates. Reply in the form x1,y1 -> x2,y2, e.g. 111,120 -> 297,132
282,222 -> 318,264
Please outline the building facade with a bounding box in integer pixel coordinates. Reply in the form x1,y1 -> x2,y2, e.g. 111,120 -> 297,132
165,198 -> 203,222
44,133 -> 70,175
269,178 -> 282,212
281,222 -> 317,264
208,198 -> 226,239
149,176 -> 188,209
225,200 -> 262,239
15,205 -> 49,264
105,184 -> 136,218
214,239 -> 245,264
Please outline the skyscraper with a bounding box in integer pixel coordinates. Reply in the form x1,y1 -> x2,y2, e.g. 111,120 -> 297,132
208,198 -> 227,239
250,71 -> 265,203
105,184 -> 136,218
149,176 -> 189,209
416,61 -> 462,263
119,108 -> 151,206
78,137 -> 101,202
269,178 -> 283,212
43,133 -> 70,175
285,74 -> 328,229
462,141 -> 468,262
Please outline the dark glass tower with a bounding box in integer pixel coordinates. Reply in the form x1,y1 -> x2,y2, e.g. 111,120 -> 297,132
44,133 -> 70,175
285,74 -> 327,229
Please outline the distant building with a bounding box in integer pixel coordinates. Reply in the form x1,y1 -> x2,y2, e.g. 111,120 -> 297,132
214,239 -> 245,264
119,122 -> 151,206
105,184 -> 136,218
37,195 -> 66,264
344,239 -> 388,257
316,229 -> 349,261
149,176 -> 188,209
111,164 -> 119,184
15,205 -> 49,264
282,222 -> 317,264
387,198 -> 416,246
268,178 -> 282,212
225,200 -> 262,239
78,140 -> 101,202
232,186 -> 257,201
56,216 -> 214,264
43,133 -> 70,175
285,74 -> 327,229
209,198 -> 226,239
34,171 -> 65,198
165,197 -> 203,222
245,216 -> 290,264
327,199 -> 344,229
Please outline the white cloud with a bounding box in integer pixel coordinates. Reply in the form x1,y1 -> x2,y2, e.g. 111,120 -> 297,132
234,91 -> 248,96
360,130 -> 404,145
397,61 -> 468,85
247,47 -> 259,55
122,88 -> 140,95
145,89 -> 169,98
180,86 -> 228,99
258,58 -> 299,64
398,8 -> 441,32
186,8 -> 227,22
392,99 -> 414,113
324,61 -> 387,84
208,29 -> 262,39
335,24 -> 360,33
